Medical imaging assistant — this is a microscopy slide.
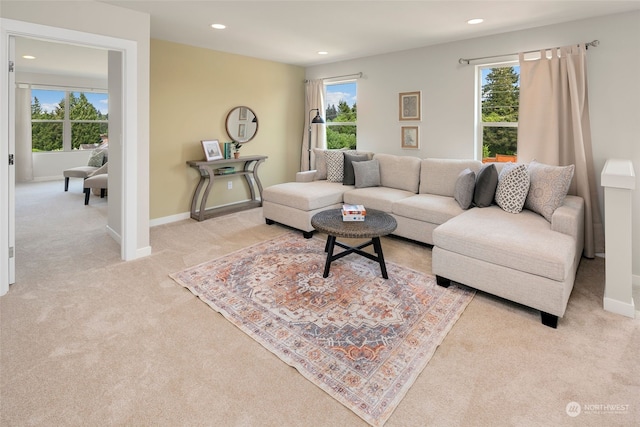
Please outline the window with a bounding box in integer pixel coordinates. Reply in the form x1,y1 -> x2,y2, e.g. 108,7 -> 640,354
31,88 -> 108,152
325,81 -> 357,149
478,63 -> 520,162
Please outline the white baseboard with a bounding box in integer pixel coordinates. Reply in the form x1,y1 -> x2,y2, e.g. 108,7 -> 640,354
603,297 -> 636,319
150,212 -> 191,227
106,225 -> 121,244
136,246 -> 152,258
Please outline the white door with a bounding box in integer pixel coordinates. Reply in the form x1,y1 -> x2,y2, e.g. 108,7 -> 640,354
8,35 -> 15,286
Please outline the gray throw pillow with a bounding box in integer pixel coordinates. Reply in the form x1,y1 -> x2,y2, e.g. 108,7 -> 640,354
353,159 -> 381,188
454,168 -> 476,210
524,160 -> 575,222
495,163 -> 530,214
343,153 -> 370,185
473,163 -> 498,207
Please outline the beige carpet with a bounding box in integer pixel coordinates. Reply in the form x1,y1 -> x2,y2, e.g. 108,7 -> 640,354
1,180 -> 639,426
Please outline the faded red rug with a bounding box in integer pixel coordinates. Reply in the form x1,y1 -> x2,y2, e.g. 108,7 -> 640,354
170,232 -> 474,426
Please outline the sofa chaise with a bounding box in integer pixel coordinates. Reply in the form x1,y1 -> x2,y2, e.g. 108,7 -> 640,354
262,151 -> 583,327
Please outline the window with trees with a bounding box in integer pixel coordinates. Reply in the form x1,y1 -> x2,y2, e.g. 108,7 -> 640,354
31,88 -> 108,152
325,81 -> 357,149
478,63 -> 520,162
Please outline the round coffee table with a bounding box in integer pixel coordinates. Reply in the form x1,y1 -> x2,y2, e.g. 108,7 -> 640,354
311,208 -> 397,279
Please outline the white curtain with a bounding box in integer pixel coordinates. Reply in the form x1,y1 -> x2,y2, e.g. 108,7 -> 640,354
517,45 -> 604,258
15,86 -> 33,182
301,79 -> 325,171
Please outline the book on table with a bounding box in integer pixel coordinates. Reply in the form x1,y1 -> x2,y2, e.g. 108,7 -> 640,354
341,204 -> 366,221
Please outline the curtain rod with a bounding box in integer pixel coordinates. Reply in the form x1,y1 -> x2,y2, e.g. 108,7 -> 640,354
458,40 -> 599,65
305,72 -> 362,83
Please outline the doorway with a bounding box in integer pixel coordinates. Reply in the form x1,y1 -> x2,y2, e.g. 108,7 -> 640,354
1,18 -> 147,295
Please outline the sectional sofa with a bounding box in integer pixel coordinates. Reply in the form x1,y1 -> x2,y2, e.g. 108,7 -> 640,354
262,151 -> 584,328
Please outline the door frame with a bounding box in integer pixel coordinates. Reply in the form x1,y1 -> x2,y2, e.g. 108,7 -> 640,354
1,18 -> 141,296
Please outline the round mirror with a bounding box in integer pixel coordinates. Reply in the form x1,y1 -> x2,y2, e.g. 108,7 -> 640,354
225,106 -> 258,144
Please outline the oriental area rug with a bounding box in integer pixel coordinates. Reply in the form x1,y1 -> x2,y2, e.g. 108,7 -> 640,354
170,232 -> 474,427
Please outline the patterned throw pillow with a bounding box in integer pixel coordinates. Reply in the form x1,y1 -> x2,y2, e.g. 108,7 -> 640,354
87,149 -> 105,167
325,150 -> 346,182
495,163 -> 530,213
525,161 -> 575,222
454,168 -> 476,210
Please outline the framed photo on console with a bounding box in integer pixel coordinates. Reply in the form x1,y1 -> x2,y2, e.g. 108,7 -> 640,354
399,91 -> 421,121
401,126 -> 419,149
202,139 -> 223,161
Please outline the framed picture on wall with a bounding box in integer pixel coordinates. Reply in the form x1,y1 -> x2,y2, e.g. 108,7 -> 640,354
202,139 -> 223,161
401,126 -> 419,149
399,91 -> 421,121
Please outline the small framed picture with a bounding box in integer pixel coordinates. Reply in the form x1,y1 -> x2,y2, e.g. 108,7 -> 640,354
401,126 -> 419,149
399,91 -> 421,121
202,139 -> 223,161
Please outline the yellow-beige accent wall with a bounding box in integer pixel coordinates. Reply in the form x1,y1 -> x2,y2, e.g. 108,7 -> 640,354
150,39 -> 305,220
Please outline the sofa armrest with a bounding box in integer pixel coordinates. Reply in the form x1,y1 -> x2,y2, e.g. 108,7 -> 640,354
296,170 -> 317,182
551,195 -> 584,255
88,162 -> 108,177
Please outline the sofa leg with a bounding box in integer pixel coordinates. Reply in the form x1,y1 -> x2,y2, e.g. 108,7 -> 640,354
302,231 -> 314,239
100,189 -> 106,198
265,218 -> 275,225
436,275 -> 451,288
64,177 -> 69,191
541,312 -> 558,328
83,188 -> 90,205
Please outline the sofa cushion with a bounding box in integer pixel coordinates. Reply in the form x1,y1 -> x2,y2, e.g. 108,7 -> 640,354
374,153 -> 421,193
495,163 -> 530,213
454,168 -> 476,210
353,159 -> 381,188
393,194 -> 464,225
525,161 -> 575,222
343,153 -> 370,185
433,206 -> 575,282
344,187 -> 414,213
473,163 -> 498,208
419,159 -> 482,196
262,181 -> 349,211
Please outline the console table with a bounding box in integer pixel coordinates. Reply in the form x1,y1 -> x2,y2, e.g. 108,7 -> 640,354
187,155 -> 267,221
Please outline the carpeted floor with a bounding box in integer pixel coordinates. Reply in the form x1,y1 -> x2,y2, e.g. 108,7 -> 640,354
1,180 -> 639,426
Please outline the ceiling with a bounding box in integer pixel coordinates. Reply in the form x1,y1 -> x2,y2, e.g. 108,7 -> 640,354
14,1 -> 640,77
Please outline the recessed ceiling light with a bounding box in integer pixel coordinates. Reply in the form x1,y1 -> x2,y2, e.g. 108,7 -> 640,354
317,51 -> 328,55
211,23 -> 226,30
467,18 -> 484,25
22,55 -> 36,60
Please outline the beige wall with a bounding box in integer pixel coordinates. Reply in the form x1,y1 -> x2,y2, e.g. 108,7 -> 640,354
150,39 -> 305,220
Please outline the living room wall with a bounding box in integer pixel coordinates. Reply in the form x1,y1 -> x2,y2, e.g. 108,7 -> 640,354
149,40 -> 305,222
305,11 -> 640,283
